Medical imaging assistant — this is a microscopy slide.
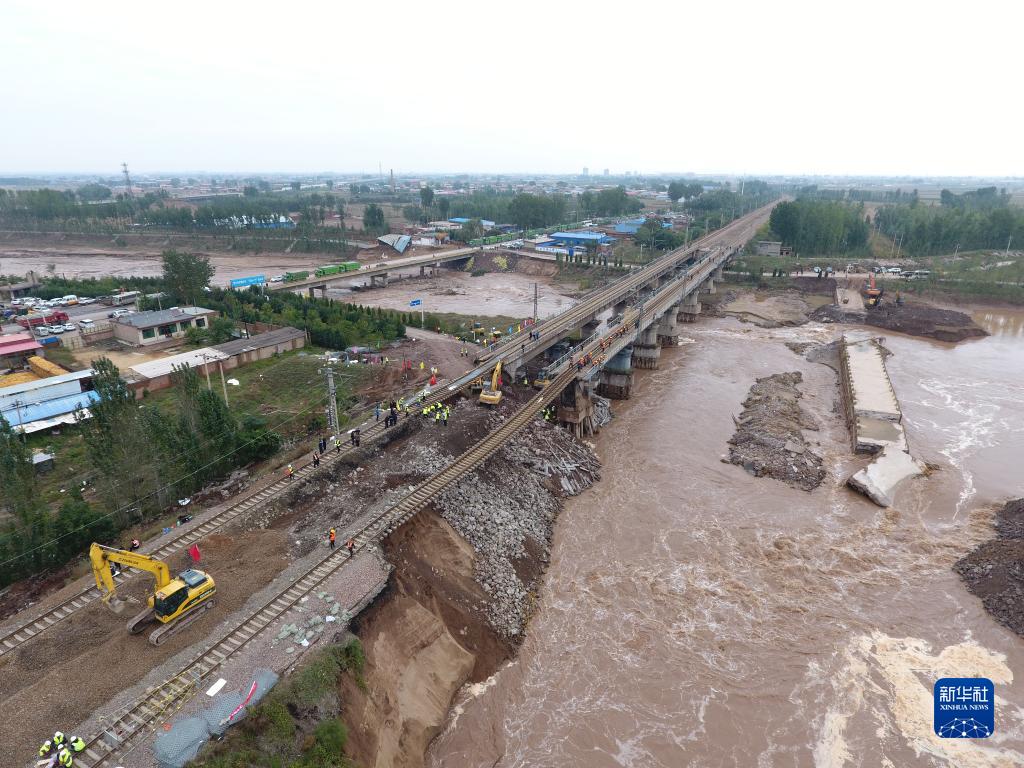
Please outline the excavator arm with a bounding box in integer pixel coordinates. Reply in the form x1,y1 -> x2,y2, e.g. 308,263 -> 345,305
491,361 -> 502,392
89,543 -> 172,613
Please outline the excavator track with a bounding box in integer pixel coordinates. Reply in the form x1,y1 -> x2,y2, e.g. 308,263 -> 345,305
149,599 -> 216,646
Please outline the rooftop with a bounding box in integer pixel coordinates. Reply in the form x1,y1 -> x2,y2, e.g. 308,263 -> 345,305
0,389 -> 101,428
0,368 -> 93,399
129,347 -> 229,380
211,327 -> 305,356
116,306 -> 216,330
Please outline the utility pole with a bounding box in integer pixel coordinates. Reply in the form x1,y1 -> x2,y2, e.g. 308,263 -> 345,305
320,366 -> 340,436
218,360 -> 229,405
121,162 -> 135,200
1006,236 -> 1013,258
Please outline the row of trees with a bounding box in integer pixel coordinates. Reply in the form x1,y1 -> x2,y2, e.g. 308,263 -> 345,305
874,204 -> 1024,256
0,361 -> 280,587
204,288 -> 406,351
579,187 -> 644,218
768,200 -> 870,254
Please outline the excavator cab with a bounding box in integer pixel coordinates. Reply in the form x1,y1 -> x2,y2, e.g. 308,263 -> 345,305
152,569 -> 215,624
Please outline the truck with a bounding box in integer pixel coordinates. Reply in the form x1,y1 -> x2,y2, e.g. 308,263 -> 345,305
17,310 -> 69,329
314,262 -> 361,277
284,271 -> 311,282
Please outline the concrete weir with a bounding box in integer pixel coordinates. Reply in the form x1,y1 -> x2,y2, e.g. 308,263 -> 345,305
839,334 -> 925,506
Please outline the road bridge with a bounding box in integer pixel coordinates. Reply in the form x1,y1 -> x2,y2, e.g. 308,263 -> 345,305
266,246 -> 479,295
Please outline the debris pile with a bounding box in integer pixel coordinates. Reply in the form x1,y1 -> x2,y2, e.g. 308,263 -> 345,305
726,371 -> 826,491
435,423 -> 600,637
955,499 -> 1024,637
274,590 -> 353,653
810,300 -> 986,342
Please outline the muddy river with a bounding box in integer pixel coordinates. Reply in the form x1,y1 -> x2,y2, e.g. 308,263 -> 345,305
428,311 -> 1024,767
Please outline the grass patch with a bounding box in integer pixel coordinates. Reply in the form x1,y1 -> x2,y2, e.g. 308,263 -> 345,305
192,639 -> 365,768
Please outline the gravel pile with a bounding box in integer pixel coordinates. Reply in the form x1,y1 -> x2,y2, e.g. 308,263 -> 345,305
955,499 -> 1024,637
727,371 -> 826,491
436,423 -> 600,637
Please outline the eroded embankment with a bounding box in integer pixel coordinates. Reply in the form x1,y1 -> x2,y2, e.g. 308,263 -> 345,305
955,499 -> 1024,636
341,423 -> 599,767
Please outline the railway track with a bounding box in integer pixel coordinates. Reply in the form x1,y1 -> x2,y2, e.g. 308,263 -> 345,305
74,364 -> 581,767
0,407 -> 400,658
1,205 -> 773,660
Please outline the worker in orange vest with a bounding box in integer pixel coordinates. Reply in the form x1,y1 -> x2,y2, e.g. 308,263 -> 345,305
329,528 -> 336,549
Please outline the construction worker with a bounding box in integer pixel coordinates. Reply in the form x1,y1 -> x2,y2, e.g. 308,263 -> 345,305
38,739 -> 53,758
329,528 -> 336,549
57,747 -> 73,767
434,408 -> 441,425
286,463 -> 294,481
345,538 -> 355,556
53,732 -> 66,750
69,735 -> 86,753
442,406 -> 449,426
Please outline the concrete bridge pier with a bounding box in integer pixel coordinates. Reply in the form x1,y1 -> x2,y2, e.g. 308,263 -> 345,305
679,292 -> 701,323
713,265 -> 724,280
631,325 -> 661,370
557,381 -> 596,438
598,345 -> 634,399
701,276 -> 716,295
657,303 -> 681,347
370,273 -> 389,288
581,318 -> 601,338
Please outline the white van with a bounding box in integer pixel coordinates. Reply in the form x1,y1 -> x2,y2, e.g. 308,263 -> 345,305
61,295 -> 79,306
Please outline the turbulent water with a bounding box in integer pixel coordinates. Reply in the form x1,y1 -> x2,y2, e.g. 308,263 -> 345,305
427,311 -> 1024,767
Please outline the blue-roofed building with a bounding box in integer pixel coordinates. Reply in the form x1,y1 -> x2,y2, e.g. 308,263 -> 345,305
0,368 -> 97,434
614,218 -> 672,234
548,231 -> 615,247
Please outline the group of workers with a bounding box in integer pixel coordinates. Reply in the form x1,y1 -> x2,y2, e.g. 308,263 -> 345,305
422,401 -> 451,426
38,731 -> 85,766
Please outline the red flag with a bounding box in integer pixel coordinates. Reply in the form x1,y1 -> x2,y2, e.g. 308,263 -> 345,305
188,544 -> 201,563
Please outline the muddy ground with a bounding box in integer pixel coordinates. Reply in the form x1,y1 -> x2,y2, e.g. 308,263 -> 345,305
811,298 -> 988,342
726,371 -> 827,491
955,499 -> 1024,636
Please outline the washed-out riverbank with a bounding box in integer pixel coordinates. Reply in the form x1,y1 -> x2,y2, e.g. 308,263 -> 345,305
427,310 -> 1024,767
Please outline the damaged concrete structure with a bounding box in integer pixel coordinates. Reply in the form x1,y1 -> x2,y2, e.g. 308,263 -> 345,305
839,334 -> 925,506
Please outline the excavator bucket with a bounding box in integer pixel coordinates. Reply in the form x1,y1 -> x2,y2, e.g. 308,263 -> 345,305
102,591 -> 127,614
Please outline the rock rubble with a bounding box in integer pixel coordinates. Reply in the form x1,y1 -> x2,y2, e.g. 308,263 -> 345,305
726,371 -> 826,491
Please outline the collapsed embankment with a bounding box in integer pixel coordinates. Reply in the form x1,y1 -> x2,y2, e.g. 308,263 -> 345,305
955,499 -> 1024,637
340,421 -> 599,767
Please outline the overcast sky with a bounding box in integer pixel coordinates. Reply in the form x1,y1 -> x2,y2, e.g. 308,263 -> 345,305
1,0 -> 1020,177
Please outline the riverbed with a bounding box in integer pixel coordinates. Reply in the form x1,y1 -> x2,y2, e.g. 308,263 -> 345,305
427,311 -> 1024,767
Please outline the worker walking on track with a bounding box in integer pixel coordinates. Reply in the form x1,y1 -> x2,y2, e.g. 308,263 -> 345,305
286,463 -> 294,481
329,528 -> 336,549
346,537 -> 355,557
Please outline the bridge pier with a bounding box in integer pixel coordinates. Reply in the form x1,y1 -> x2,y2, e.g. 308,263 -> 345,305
713,265 -> 724,280
631,325 -> 661,370
657,303 -> 681,347
371,273 -> 389,288
557,381 -> 596,438
701,276 -> 716,295
598,345 -> 634,399
679,292 -> 701,323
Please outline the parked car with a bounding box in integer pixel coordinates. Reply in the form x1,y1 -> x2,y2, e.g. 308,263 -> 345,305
78,297 -> 96,305
887,267 -> 902,274
108,309 -> 131,318
270,274 -> 284,282
63,323 -> 77,332
79,317 -> 95,327
33,325 -> 52,336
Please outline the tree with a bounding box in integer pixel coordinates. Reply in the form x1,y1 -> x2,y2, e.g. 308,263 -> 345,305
208,316 -> 235,344
362,203 -> 387,234
162,250 -> 215,305
243,185 -> 259,198
454,218 -> 483,242
437,197 -> 451,218
420,186 -> 435,209
77,183 -> 113,202
291,181 -> 301,191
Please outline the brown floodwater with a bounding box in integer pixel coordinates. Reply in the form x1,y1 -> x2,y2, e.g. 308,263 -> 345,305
428,312 -> 1024,767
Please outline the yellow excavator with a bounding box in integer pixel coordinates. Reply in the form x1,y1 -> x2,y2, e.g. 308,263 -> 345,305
479,361 -> 503,406
89,543 -> 216,646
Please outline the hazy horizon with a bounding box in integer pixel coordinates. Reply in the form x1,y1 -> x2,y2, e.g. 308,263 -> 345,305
3,0 -> 1022,177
